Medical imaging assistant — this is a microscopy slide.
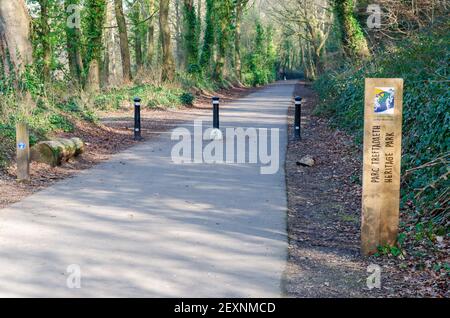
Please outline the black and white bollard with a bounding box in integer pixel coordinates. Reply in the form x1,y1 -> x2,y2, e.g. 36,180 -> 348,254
134,97 -> 143,141
294,96 -> 302,140
213,96 -> 220,129
210,96 -> 223,140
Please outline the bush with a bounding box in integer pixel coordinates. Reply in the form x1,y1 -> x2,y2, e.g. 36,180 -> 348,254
187,64 -> 201,75
313,27 -> 449,234
180,92 -> 195,106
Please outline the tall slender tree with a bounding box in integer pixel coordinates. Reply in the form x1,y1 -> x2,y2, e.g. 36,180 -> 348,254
85,0 -> 107,91
38,0 -> 52,82
214,0 -> 233,80
144,0 -> 156,66
196,0 -> 201,48
114,0 -> 133,83
159,0 -> 175,81
200,0 -> 215,71
182,0 -> 199,71
234,0 -> 250,81
65,0 -> 84,83
175,0 -> 184,67
130,0 -> 143,71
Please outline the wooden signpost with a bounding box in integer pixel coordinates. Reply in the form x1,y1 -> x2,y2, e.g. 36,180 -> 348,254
16,122 -> 30,181
361,78 -> 404,255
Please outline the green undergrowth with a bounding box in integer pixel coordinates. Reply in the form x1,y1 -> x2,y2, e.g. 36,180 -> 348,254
313,26 -> 449,247
0,70 -> 249,170
94,84 -> 185,110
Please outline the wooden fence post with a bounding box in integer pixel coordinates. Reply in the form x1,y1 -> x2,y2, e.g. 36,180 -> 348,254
16,122 -> 30,181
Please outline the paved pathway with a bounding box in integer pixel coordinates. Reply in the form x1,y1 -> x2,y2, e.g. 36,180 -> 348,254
0,81 -> 296,297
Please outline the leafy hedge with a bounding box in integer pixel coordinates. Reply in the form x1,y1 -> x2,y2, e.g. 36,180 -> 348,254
314,27 -> 449,235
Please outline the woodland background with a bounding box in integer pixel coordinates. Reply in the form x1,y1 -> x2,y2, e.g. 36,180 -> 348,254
0,0 -> 449,283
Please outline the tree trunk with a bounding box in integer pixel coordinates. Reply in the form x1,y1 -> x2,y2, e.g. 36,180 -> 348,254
39,0 -> 52,82
65,0 -> 84,83
183,0 -> 199,71
102,36 -> 110,86
214,0 -> 233,80
175,0 -> 184,68
145,0 -> 155,66
84,0 -> 107,92
334,0 -> 370,59
196,0 -> 201,47
102,0 -> 112,87
132,1 -> 143,71
0,0 -> 33,77
234,1 -> 243,81
85,59 -> 101,91
304,42 -> 316,80
159,0 -> 175,82
102,0 -> 123,87
114,0 -> 132,83
200,0 -> 215,71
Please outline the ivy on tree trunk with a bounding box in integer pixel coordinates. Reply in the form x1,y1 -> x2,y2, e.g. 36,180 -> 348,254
182,0 -> 199,72
84,0 -> 106,91
334,0 -> 370,59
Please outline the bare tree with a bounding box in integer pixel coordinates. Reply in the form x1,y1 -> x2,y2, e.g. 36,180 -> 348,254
363,0 -> 449,47
270,0 -> 333,79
